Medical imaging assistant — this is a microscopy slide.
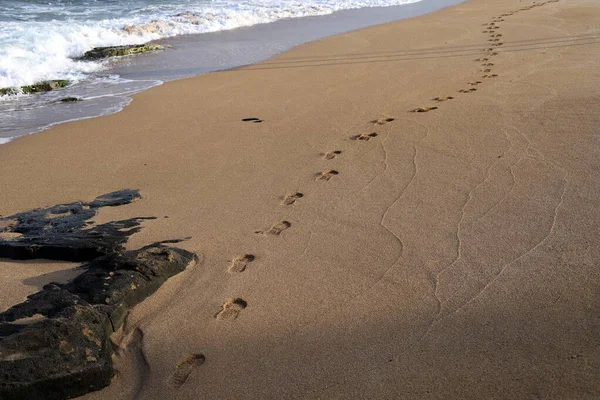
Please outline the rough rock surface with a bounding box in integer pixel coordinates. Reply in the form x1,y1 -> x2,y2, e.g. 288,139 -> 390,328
78,44 -> 164,61
0,80 -> 69,96
0,190 -> 152,261
0,192 -> 196,399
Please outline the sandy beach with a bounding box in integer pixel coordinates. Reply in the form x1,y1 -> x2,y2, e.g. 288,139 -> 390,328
1,0 -> 599,398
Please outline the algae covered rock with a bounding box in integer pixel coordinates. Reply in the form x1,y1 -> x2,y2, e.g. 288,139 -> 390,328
78,44 -> 164,61
0,80 -> 69,97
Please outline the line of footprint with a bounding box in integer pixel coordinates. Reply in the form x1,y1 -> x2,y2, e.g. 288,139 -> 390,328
409,0 -> 559,113
166,0 -> 561,388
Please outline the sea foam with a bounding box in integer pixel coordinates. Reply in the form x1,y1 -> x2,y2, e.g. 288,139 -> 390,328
0,0 -> 421,89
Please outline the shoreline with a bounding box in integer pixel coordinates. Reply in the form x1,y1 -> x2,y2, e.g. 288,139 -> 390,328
1,0 -> 600,398
0,0 -> 466,144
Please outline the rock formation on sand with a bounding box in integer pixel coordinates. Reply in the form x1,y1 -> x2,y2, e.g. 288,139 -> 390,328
0,191 -> 196,400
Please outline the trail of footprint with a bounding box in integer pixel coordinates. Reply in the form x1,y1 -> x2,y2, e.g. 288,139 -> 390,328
316,170 -> 339,181
370,117 -> 395,125
323,150 -> 342,160
410,106 -> 438,113
241,117 -> 263,124
229,254 -> 255,273
352,132 -> 378,141
215,299 -> 247,320
433,96 -> 454,102
168,354 -> 206,388
282,192 -> 304,205
255,221 -> 291,235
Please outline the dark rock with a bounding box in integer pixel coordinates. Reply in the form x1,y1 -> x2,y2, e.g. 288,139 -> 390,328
60,97 -> 81,103
0,246 -> 196,400
65,245 -> 196,330
77,44 -> 164,61
0,285 -> 113,400
0,190 -> 153,261
0,191 -> 197,399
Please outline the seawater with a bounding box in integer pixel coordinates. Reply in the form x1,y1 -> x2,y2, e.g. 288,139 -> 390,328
0,0 -> 463,143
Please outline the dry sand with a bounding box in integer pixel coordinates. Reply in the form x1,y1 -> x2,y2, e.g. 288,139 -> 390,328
1,0 -> 599,398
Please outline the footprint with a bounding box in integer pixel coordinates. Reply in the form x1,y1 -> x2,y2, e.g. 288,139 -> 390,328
255,221 -> 291,235
168,354 -> 206,388
370,117 -> 395,125
215,299 -> 247,320
492,34 -> 503,37
492,43 -> 504,47
458,88 -> 477,93
468,81 -> 483,86
482,74 -> 499,78
242,117 -> 263,124
229,254 -> 255,273
316,170 -> 339,181
482,68 -> 492,73
474,57 -> 489,62
489,52 -> 499,56
351,132 -> 378,141
433,96 -> 454,102
323,150 -> 342,160
282,192 -> 304,205
481,63 -> 494,66
410,106 -> 438,113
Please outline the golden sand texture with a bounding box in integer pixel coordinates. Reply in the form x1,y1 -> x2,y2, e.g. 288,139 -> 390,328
0,0 -> 599,398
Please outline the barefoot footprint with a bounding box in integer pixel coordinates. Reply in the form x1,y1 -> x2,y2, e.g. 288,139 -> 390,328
215,299 -> 247,320
255,221 -> 291,235
168,354 -> 206,388
458,88 -> 477,93
324,150 -> 342,160
229,254 -> 255,273
352,132 -> 378,141
282,192 -> 304,205
316,170 -> 339,181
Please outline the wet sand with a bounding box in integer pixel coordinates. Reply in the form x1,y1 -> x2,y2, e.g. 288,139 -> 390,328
1,0 -> 599,398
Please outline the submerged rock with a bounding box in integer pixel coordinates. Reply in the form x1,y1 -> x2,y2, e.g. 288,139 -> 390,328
78,44 -> 164,61
60,97 -> 81,102
0,190 -> 197,399
0,80 -> 69,96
